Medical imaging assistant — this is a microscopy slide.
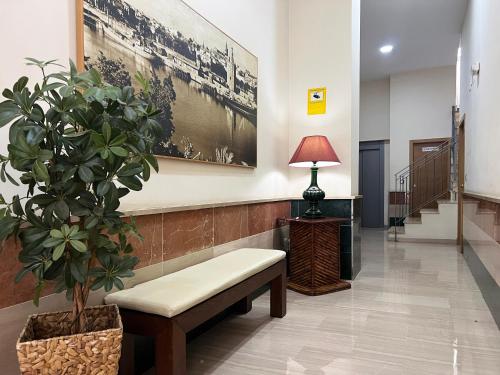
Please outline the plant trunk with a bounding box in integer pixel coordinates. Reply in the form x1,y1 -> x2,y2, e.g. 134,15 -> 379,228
71,283 -> 87,334
83,248 -> 97,306
71,229 -> 96,334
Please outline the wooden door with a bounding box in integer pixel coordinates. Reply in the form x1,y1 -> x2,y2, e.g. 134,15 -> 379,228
410,138 -> 451,215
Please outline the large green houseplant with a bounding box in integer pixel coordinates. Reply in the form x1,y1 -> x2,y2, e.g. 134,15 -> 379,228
0,58 -> 161,373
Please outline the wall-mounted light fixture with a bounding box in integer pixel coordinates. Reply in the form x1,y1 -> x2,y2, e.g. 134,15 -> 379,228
469,62 -> 480,91
379,45 -> 394,54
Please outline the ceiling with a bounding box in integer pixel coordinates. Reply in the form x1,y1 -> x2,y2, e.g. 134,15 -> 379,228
361,0 -> 468,81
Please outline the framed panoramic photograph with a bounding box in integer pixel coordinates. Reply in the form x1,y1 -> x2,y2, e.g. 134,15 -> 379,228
76,0 -> 258,167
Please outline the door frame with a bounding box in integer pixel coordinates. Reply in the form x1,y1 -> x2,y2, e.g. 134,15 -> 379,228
456,115 -> 466,252
359,141 -> 385,228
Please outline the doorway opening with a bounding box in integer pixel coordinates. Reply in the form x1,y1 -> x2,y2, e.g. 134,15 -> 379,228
359,141 -> 386,228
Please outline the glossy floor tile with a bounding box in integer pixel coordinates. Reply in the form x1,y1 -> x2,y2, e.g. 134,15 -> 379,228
184,229 -> 500,374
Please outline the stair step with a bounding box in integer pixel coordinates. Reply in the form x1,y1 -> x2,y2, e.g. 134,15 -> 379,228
404,217 -> 422,224
387,233 -> 456,244
437,200 -> 457,205
420,208 -> 439,214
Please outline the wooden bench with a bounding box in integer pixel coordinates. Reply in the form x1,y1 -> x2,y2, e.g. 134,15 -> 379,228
104,248 -> 287,375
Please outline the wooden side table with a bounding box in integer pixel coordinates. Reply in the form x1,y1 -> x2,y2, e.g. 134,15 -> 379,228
287,217 -> 351,295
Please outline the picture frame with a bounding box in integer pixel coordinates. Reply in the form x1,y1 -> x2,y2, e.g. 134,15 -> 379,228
76,0 -> 258,168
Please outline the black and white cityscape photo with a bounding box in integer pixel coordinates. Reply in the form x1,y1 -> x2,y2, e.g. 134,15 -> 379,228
82,0 -> 258,167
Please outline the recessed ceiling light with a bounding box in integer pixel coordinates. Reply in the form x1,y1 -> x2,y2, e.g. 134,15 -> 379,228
379,45 -> 394,54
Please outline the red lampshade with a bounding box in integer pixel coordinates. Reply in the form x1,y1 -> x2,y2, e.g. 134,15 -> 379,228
289,135 -> 341,168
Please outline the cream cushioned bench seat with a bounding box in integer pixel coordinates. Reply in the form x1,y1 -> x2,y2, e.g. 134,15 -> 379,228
105,248 -> 286,318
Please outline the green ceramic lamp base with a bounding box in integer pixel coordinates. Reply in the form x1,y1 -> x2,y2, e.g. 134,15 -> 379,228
302,164 -> 325,219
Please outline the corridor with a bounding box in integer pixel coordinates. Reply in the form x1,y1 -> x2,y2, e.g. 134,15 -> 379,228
186,230 -> 500,374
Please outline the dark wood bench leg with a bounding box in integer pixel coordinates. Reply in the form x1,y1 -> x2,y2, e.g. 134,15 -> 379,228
233,295 -> 253,314
156,320 -> 186,375
270,261 -> 287,318
119,333 -> 135,375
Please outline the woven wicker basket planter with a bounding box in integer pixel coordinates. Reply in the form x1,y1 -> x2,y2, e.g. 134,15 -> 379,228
16,304 -> 123,375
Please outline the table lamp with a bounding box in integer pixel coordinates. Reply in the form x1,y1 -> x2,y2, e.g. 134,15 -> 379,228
289,135 -> 341,218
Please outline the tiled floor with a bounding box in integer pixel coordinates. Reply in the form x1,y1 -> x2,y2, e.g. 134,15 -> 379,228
185,229 -> 500,374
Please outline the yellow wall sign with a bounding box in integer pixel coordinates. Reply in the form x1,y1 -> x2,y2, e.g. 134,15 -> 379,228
307,87 -> 327,115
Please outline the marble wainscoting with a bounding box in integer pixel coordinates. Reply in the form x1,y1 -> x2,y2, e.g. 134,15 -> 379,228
290,197 -> 362,280
463,193 -> 500,328
0,200 -> 290,374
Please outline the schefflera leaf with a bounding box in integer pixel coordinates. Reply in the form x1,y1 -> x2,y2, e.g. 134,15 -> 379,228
0,58 -> 161,311
43,225 -> 88,260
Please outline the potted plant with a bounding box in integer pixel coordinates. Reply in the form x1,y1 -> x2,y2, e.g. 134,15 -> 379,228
0,58 -> 161,374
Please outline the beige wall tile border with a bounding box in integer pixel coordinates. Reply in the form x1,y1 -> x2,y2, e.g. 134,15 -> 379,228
120,196 -> 361,217
120,198 -> 291,217
464,191 -> 500,204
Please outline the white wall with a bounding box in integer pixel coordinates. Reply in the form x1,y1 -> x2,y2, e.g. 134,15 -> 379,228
350,0 -> 361,197
0,0 -> 291,208
460,0 -> 500,198
288,0 -> 360,198
360,79 -> 390,141
360,68 -> 454,223
360,79 -> 390,224
0,1 -> 77,203
389,66 -> 456,177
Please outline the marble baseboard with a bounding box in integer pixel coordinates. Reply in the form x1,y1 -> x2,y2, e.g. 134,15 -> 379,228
463,240 -> 500,329
463,194 -> 500,329
464,193 -> 500,239
464,218 -> 500,287
120,197 -> 292,217
0,229 -> 282,375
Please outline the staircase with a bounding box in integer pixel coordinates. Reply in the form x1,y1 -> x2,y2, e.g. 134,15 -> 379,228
389,199 -> 499,243
391,200 -> 457,241
389,138 -> 456,240
389,107 -> 461,242
389,109 -> 500,244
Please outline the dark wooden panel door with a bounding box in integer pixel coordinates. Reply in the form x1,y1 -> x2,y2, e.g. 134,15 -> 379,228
410,139 -> 450,214
359,142 -> 384,228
